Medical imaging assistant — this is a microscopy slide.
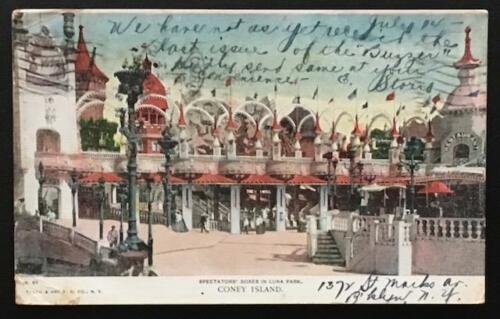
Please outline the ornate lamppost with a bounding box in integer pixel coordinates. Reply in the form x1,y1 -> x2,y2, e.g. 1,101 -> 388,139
36,162 -> 46,216
322,152 -> 339,210
67,169 -> 79,227
398,137 -> 421,215
158,127 -> 178,227
95,176 -> 106,240
114,60 -> 147,251
145,175 -> 154,266
117,181 -> 128,243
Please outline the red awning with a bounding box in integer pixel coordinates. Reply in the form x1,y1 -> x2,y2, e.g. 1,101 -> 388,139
335,175 -> 350,184
192,174 -> 235,185
80,172 -> 123,183
286,175 -> 326,185
417,181 -> 454,195
240,174 -> 283,185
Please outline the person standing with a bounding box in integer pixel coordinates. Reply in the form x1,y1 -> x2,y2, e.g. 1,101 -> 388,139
243,216 -> 250,234
107,225 -> 119,248
200,212 -> 210,233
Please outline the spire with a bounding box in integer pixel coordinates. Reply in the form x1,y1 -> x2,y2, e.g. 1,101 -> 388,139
329,120 -> 337,141
454,26 -> 480,69
178,103 -> 186,128
226,106 -> 237,130
425,120 -> 434,142
75,25 -> 108,81
351,114 -> 362,136
143,53 -> 152,73
314,112 -> 322,135
390,117 -> 399,138
271,110 -> 281,132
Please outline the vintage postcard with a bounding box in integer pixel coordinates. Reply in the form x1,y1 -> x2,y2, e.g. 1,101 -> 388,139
13,9 -> 486,304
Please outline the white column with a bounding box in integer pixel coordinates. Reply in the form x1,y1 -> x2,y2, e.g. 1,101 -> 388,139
59,178 -> 72,220
230,185 -> 241,234
275,185 -> 287,232
112,184 -> 117,204
319,185 -> 328,231
182,184 -> 193,230
23,167 -> 38,215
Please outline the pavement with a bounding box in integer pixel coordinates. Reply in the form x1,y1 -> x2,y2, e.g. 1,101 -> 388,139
56,218 -> 348,276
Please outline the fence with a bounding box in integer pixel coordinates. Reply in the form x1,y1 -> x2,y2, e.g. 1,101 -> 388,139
139,211 -> 167,225
415,217 -> 485,241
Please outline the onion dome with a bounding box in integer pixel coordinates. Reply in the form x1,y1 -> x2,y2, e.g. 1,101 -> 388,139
141,55 -> 168,110
314,112 -> 322,135
177,103 -> 186,128
226,107 -> 238,130
425,120 -> 434,142
271,110 -> 281,132
75,25 -> 109,82
351,114 -> 362,136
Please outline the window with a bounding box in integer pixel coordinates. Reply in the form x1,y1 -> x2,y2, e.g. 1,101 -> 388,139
36,129 -> 60,153
454,144 -> 470,160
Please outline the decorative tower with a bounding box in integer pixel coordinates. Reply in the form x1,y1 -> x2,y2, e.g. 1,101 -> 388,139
226,106 -> 238,159
389,117 -> 400,164
437,26 -> 486,165
313,112 -> 323,161
350,114 -> 362,161
271,110 -> 282,160
177,103 -> 189,159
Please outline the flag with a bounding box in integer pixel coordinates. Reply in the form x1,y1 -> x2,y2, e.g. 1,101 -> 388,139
224,76 -> 232,87
362,102 -> 368,109
401,105 -> 406,110
348,89 -> 357,100
254,92 -> 258,99
210,88 -> 216,97
386,91 -> 395,101
468,90 -> 480,97
312,86 -> 319,100
130,47 -> 139,52
173,73 -> 184,85
292,96 -> 301,104
396,108 -> 401,116
430,105 -> 437,114
328,98 -> 334,104
274,83 -> 278,92
432,94 -> 441,105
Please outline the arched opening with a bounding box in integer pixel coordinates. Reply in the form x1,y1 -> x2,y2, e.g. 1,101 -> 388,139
36,129 -> 60,153
454,144 -> 470,162
41,185 -> 60,219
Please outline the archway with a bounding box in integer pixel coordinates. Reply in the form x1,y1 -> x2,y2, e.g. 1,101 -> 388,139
454,144 -> 470,162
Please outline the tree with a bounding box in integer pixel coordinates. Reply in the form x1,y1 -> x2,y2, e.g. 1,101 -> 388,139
79,118 -> 120,152
370,128 -> 391,159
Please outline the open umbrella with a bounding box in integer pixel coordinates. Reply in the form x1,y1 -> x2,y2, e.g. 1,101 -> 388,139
417,181 -> 454,194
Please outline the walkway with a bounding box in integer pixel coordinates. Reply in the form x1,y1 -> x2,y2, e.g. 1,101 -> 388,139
56,219 -> 347,275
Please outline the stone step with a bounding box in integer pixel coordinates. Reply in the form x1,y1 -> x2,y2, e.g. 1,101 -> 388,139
312,259 -> 345,265
316,250 -> 341,255
317,244 -> 338,248
314,251 -> 342,257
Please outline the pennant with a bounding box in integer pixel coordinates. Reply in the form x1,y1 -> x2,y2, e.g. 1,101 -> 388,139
173,73 -> 184,85
130,47 -> 139,52
432,94 -> 441,105
312,86 -> 319,100
224,76 -> 232,87
361,102 -> 368,109
328,98 -> 334,104
386,91 -> 395,101
210,88 -> 216,97
274,83 -> 278,92
253,92 -> 258,99
348,89 -> 357,100
468,90 -> 480,97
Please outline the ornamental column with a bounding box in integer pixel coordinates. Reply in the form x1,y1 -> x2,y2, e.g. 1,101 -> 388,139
318,185 -> 329,231
181,184 -> 193,230
275,185 -> 287,232
230,185 -> 241,234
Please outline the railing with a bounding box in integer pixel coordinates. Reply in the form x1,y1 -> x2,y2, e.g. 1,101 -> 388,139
332,216 -> 349,232
415,217 -> 485,241
42,220 -> 72,242
376,222 -> 396,245
73,231 -> 98,255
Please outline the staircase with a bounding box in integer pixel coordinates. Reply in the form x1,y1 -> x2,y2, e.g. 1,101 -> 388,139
312,232 -> 345,266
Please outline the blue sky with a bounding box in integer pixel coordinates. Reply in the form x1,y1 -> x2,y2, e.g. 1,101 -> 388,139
22,10 -> 487,133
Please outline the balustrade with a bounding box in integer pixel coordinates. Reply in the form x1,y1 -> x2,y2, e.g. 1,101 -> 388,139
415,217 -> 485,241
